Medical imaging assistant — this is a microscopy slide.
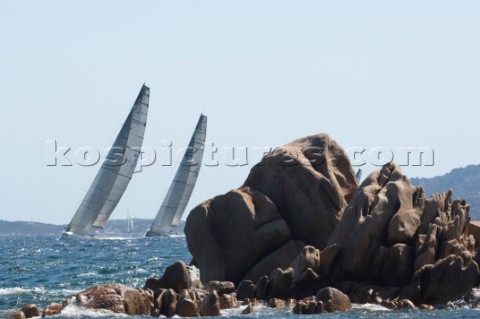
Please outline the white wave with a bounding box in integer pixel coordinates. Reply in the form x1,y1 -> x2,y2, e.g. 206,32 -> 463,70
0,287 -> 80,297
77,272 -> 97,277
135,268 -> 148,273
61,304 -> 129,318
0,287 -> 45,295
221,303 -> 288,317
168,234 -> 185,238
472,287 -> 480,299
58,289 -> 80,295
353,303 -> 390,311
96,236 -> 139,240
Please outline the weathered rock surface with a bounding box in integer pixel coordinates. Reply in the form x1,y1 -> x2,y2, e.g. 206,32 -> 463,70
176,289 -> 198,317
205,281 -> 235,295
144,260 -> 192,293
9,311 -> 26,319
243,134 -> 358,249
236,280 -> 255,301
75,283 -> 153,316
158,288 -> 177,318
186,186 -> 304,284
316,287 -> 352,312
20,304 -> 41,318
186,134 -> 357,285
219,293 -> 238,309
198,291 -> 221,317
292,297 -> 324,314
264,267 -> 294,300
41,302 -> 62,317
327,163 -> 479,305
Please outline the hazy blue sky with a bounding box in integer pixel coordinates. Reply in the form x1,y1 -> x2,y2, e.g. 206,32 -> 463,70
1,1 -> 479,224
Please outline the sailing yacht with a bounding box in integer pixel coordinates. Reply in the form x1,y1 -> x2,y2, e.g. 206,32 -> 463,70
146,114 -> 207,237
63,85 -> 150,238
127,211 -> 134,233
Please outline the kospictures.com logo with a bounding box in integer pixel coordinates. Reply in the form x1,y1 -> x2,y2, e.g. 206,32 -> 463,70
45,140 -> 434,173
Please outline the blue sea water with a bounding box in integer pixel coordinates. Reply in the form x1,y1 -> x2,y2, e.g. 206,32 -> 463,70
0,235 -> 479,319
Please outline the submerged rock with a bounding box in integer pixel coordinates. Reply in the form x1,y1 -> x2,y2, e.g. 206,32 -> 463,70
241,302 -> 254,314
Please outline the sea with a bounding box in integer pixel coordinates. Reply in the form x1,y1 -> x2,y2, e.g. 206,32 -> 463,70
1,235 -> 480,319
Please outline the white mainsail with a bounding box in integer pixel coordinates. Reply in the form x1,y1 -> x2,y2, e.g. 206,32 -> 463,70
65,85 -> 149,237
146,114 -> 207,236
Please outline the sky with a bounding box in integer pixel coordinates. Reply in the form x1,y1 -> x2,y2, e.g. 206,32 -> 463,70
1,1 -> 479,224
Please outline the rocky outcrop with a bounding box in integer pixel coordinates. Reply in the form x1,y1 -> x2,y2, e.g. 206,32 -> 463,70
327,163 -> 479,305
74,284 -> 153,316
185,132 -> 480,308
185,134 -> 356,285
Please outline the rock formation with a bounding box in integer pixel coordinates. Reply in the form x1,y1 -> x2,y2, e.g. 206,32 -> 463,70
74,284 -> 153,316
185,134 -> 357,284
243,134 -> 358,248
184,133 -> 480,308
327,162 -> 479,305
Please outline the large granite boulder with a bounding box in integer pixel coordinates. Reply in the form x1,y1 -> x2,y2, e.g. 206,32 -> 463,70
243,134 -> 358,249
185,133 -> 357,285
186,187 -> 304,284
74,283 -> 153,316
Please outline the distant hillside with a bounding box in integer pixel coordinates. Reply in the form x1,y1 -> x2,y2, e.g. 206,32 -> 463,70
410,164 -> 480,219
0,220 -> 64,236
0,219 -> 185,236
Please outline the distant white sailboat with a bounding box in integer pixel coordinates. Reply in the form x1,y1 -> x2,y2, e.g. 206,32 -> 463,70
146,114 -> 207,237
127,211 -> 134,233
63,85 -> 150,238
